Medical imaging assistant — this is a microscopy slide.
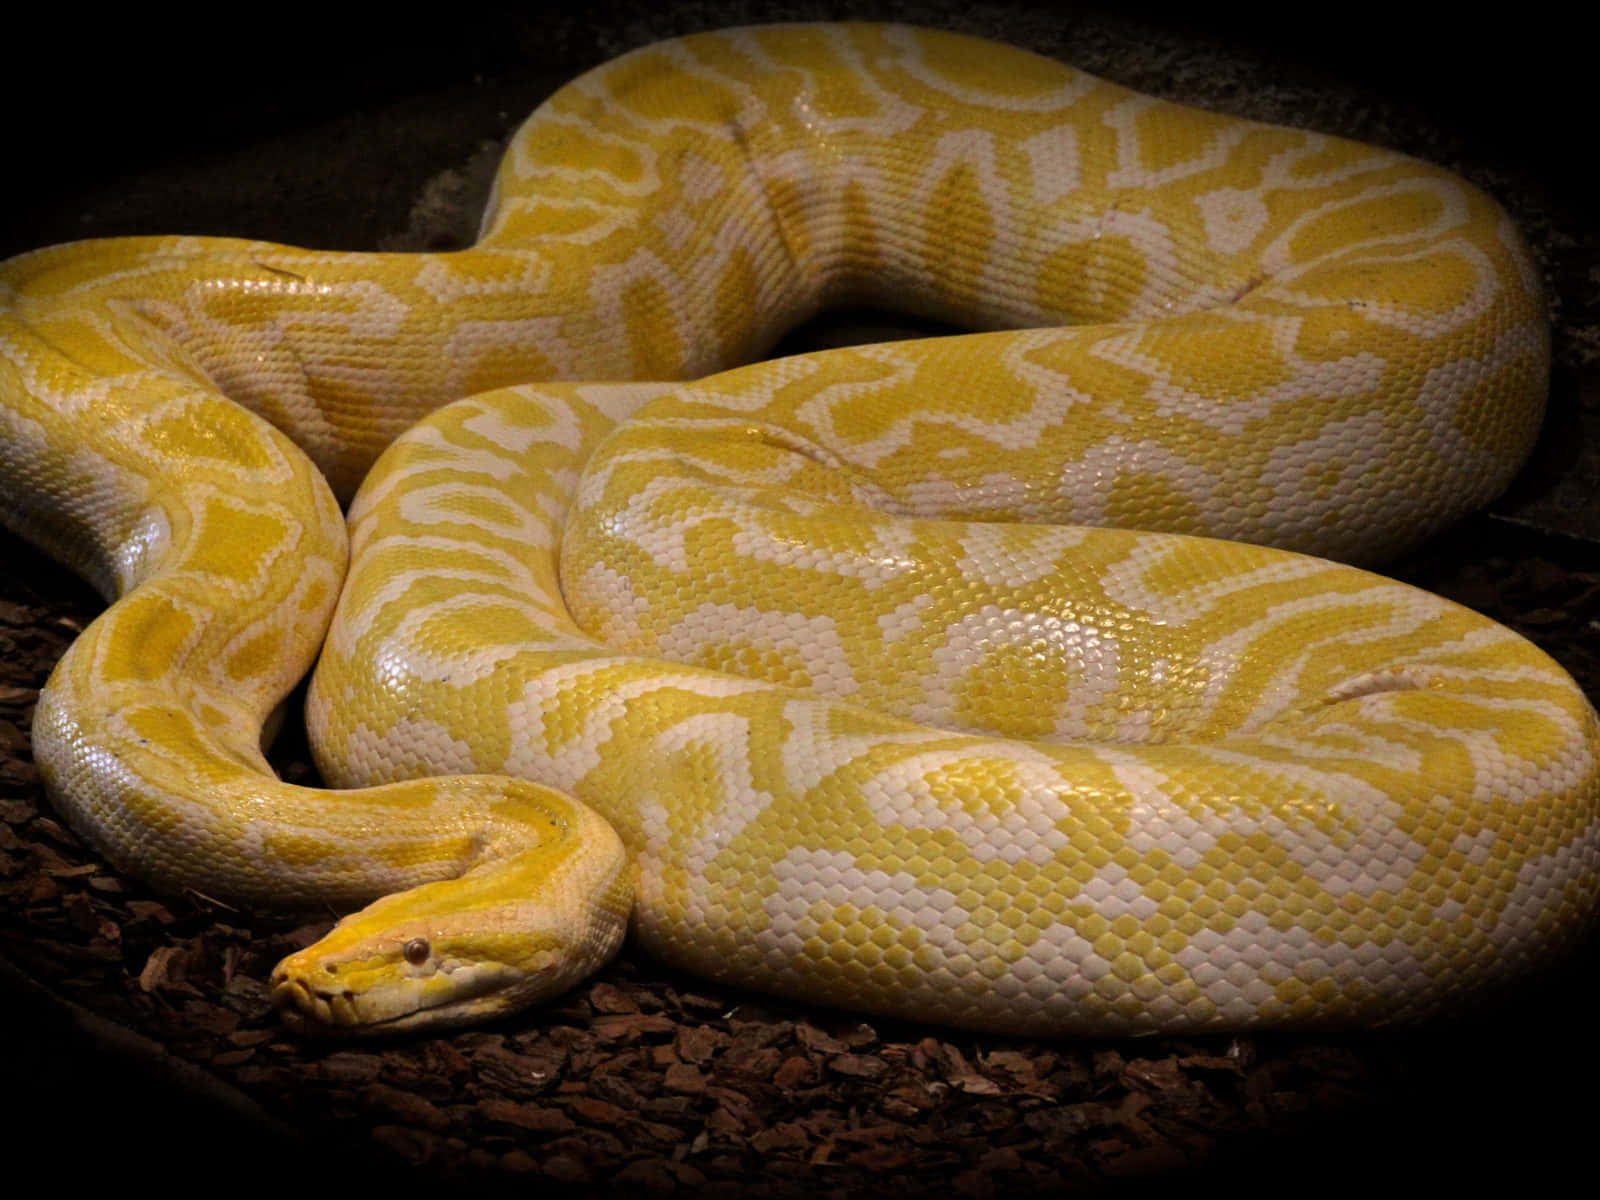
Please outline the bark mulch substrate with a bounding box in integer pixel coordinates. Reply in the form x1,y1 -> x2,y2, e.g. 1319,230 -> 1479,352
3,523 -> 1597,1196
2,3 -> 1596,1197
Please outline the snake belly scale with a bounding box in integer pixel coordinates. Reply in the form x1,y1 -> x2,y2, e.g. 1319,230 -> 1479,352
0,23 -> 1596,1035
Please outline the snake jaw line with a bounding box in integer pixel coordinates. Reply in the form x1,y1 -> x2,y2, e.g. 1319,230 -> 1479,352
269,933 -> 585,1034
270,952 -> 535,1034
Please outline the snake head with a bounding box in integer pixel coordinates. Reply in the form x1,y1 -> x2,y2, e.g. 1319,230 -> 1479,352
268,797 -> 633,1035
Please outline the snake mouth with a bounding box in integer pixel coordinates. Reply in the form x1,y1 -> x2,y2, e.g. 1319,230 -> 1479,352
262,947 -> 537,1036
269,961 -> 529,1035
269,973 -> 365,1032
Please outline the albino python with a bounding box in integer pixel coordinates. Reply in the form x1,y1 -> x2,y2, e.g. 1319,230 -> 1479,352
1,24 -> 1597,1036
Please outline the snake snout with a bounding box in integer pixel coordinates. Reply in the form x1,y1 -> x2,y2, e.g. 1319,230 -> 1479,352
269,961 -> 356,1028
270,972 -> 318,1026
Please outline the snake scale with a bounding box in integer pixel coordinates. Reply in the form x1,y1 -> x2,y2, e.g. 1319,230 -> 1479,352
1,24 -> 1597,1035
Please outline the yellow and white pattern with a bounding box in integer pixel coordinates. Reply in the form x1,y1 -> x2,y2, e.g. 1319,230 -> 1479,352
0,24 -> 1595,1034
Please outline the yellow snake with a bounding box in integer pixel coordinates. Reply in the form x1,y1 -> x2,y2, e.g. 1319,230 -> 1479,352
1,23 -> 1597,1036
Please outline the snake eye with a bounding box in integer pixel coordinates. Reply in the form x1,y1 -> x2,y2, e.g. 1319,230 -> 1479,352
403,937 -> 431,965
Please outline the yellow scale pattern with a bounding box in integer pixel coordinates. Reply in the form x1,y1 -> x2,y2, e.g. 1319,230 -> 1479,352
0,23 -> 1595,1034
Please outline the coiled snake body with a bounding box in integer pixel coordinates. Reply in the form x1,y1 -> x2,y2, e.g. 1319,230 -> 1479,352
2,24 -> 1596,1034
